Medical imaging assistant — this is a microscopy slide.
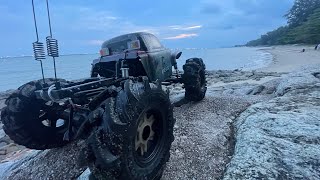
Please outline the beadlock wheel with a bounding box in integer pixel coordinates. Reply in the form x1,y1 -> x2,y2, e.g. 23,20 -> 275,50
85,78 -> 175,180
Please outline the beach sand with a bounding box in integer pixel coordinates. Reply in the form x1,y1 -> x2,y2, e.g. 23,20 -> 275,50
260,45 -> 320,72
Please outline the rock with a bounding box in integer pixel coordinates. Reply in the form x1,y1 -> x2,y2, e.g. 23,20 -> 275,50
206,70 -> 282,87
313,72 -> 320,79
4,140 -> 87,180
0,161 -> 17,178
0,90 -> 14,99
0,129 -> 6,140
224,67 -> 320,179
0,149 -> 6,155
77,168 -> 91,180
275,68 -> 320,96
246,85 -> 265,95
225,84 -> 255,96
265,86 -> 276,94
222,89 -> 234,95
162,96 -> 255,179
256,80 -> 279,95
0,90 -> 14,110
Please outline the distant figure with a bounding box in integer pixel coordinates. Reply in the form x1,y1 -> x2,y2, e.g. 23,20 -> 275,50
301,49 -> 305,53
315,44 -> 318,50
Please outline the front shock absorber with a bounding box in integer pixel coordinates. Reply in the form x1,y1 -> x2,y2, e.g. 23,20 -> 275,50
121,60 -> 129,78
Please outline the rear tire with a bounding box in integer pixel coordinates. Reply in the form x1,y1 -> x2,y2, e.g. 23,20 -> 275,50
182,58 -> 207,101
86,78 -> 175,179
0,79 -> 69,150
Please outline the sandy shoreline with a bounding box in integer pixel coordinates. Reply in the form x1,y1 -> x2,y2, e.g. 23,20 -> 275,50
260,45 -> 320,72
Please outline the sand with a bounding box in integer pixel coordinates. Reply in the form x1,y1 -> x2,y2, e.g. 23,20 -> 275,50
260,45 -> 320,72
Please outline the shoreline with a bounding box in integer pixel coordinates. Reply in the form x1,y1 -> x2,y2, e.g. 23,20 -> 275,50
1,46 -> 318,92
1,45 -> 319,94
259,45 -> 320,72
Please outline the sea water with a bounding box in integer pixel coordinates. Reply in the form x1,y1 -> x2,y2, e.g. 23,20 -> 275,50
0,47 -> 272,91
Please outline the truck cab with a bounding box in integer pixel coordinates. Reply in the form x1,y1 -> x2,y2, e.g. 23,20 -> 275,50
91,32 -> 176,81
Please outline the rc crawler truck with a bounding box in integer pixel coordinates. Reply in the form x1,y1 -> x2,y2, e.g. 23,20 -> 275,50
1,32 -> 207,179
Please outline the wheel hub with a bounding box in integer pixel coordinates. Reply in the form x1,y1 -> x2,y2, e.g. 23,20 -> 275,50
39,110 -> 64,128
135,113 -> 155,156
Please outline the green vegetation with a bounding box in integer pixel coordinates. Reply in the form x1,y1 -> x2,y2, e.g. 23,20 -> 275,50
247,0 -> 320,46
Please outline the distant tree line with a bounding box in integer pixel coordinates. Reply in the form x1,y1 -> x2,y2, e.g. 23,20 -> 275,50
246,0 -> 320,46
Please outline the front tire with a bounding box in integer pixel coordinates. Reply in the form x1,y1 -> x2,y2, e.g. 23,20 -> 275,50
182,58 -> 207,101
86,78 -> 175,179
0,79 -> 69,150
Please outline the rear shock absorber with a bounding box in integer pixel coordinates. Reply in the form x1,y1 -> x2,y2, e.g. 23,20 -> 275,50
31,0 -> 46,85
45,0 -> 61,89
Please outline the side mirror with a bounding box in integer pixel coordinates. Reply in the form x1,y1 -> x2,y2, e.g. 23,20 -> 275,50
176,52 -> 182,59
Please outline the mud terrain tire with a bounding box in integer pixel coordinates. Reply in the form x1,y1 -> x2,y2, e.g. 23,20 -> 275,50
0,79 -> 69,150
86,78 -> 175,180
182,58 -> 207,101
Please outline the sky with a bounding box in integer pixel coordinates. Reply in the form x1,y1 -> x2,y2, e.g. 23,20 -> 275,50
0,0 -> 294,56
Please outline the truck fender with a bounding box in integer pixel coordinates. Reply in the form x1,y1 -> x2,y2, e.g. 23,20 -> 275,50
91,58 -> 100,77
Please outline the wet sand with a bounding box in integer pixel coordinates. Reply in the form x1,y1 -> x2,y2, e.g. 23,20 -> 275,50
260,45 -> 320,72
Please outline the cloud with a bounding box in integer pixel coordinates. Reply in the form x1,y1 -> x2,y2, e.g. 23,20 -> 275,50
87,40 -> 104,46
164,33 -> 198,40
0,0 -> 295,56
67,7 -> 203,39
68,7 -> 161,36
169,25 -> 202,30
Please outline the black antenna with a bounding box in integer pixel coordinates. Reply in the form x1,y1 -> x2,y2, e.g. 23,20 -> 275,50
31,0 -> 46,84
45,0 -> 60,88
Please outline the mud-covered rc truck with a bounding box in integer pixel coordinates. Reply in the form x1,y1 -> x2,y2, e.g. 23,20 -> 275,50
1,32 -> 207,179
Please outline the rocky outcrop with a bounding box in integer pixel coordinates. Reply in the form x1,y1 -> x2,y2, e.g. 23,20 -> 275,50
0,140 -> 86,180
163,96 -> 252,179
224,67 -> 320,179
206,70 -> 283,86
0,90 -> 14,112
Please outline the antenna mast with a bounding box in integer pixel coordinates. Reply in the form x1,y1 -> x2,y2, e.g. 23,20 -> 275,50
31,0 -> 46,84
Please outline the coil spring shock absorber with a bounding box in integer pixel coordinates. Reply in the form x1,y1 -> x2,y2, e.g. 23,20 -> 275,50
46,37 -> 59,57
33,42 -> 46,60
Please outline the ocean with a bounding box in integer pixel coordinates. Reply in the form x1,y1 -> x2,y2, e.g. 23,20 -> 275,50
0,47 -> 272,92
